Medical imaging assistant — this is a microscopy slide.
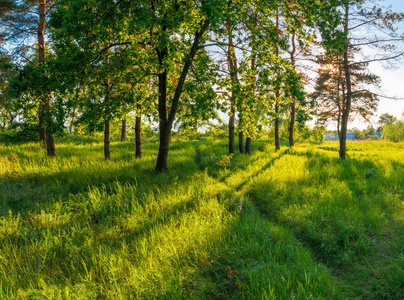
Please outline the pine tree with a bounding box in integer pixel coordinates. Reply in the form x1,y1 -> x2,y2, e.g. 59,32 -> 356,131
0,0 -> 56,155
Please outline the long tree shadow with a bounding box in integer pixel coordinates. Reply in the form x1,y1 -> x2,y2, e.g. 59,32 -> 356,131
2,140 -> 403,298
0,140 -> 201,217
242,148 -> 404,298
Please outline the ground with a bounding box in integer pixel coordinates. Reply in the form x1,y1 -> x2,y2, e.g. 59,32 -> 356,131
0,137 -> 403,299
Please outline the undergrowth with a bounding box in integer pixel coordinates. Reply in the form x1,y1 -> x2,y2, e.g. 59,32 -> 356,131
0,137 -> 403,299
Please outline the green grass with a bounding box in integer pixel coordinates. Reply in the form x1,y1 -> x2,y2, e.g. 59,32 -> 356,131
0,137 -> 403,299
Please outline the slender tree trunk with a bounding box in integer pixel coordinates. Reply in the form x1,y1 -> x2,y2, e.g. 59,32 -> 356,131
245,12 -> 258,155
38,0 -> 55,156
156,46 -> 170,171
275,94 -> 280,151
104,50 -> 111,160
104,83 -> 111,160
121,119 -> 126,142
229,103 -> 235,154
288,34 -> 297,147
289,99 -> 296,147
274,8 -> 280,151
104,118 -> 111,160
155,19 -> 210,171
340,5 -> 352,159
226,20 -> 238,155
135,103 -> 142,159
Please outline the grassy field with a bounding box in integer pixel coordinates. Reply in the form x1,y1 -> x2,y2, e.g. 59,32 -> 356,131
0,136 -> 403,299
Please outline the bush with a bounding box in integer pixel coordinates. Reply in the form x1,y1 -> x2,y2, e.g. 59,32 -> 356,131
383,119 -> 404,142
0,123 -> 39,143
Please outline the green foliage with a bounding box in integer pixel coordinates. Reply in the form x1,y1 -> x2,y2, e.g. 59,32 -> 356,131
0,123 -> 39,143
311,50 -> 380,128
378,113 -> 395,126
383,117 -> 404,142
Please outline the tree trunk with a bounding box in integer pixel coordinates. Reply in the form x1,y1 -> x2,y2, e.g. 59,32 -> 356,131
229,104 -> 235,154
156,46 -> 169,172
245,137 -> 251,154
289,98 -> 295,147
104,69 -> 110,160
121,119 -> 126,142
274,8 -> 280,152
226,19 -> 238,155
38,0 -> 55,156
340,5 -> 352,160
245,13 -> 258,155
156,122 -> 170,172
155,19 -> 210,171
288,34 -> 297,148
135,103 -> 142,159
275,96 -> 280,151
104,118 -> 111,160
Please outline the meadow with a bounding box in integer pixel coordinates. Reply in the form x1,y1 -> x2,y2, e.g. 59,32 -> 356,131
0,136 -> 403,299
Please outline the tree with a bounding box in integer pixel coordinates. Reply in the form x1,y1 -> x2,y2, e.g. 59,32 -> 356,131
51,0 -> 227,171
382,116 -> 404,142
378,113 -> 394,126
323,1 -> 404,159
0,0 -> 56,155
311,50 -> 380,137
51,0 -> 156,160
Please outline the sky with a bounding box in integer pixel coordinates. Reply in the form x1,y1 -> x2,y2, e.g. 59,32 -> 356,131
352,0 -> 404,129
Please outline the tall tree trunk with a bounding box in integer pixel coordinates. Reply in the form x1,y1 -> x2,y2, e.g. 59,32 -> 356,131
288,34 -> 297,147
340,5 -> 352,159
135,103 -> 142,158
104,82 -> 111,160
275,94 -> 280,151
121,119 -> 126,142
226,20 -> 238,155
38,0 -> 55,156
274,8 -> 280,151
156,46 -> 170,171
155,19 -> 210,172
245,12 -> 258,155
104,48 -> 111,160
229,103 -> 235,154
104,118 -> 111,160
289,99 -> 295,147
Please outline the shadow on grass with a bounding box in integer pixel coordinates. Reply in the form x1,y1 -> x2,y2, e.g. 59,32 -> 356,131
0,140 -> 200,217
1,139 -> 403,299
242,147 -> 404,299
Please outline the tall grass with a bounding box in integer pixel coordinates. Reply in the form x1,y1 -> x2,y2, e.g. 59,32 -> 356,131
0,137 -> 403,299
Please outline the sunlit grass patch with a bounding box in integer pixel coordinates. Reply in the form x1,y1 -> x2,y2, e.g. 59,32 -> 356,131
0,137 -> 403,298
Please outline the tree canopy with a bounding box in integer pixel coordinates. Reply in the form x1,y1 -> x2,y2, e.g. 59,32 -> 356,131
0,0 -> 403,169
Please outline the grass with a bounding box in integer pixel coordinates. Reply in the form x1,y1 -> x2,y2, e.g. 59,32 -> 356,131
0,136 -> 403,299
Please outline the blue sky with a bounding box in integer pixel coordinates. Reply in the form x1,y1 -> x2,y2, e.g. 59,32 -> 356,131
358,0 -> 404,129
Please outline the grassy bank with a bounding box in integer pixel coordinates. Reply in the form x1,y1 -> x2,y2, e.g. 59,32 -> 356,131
0,137 -> 403,299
